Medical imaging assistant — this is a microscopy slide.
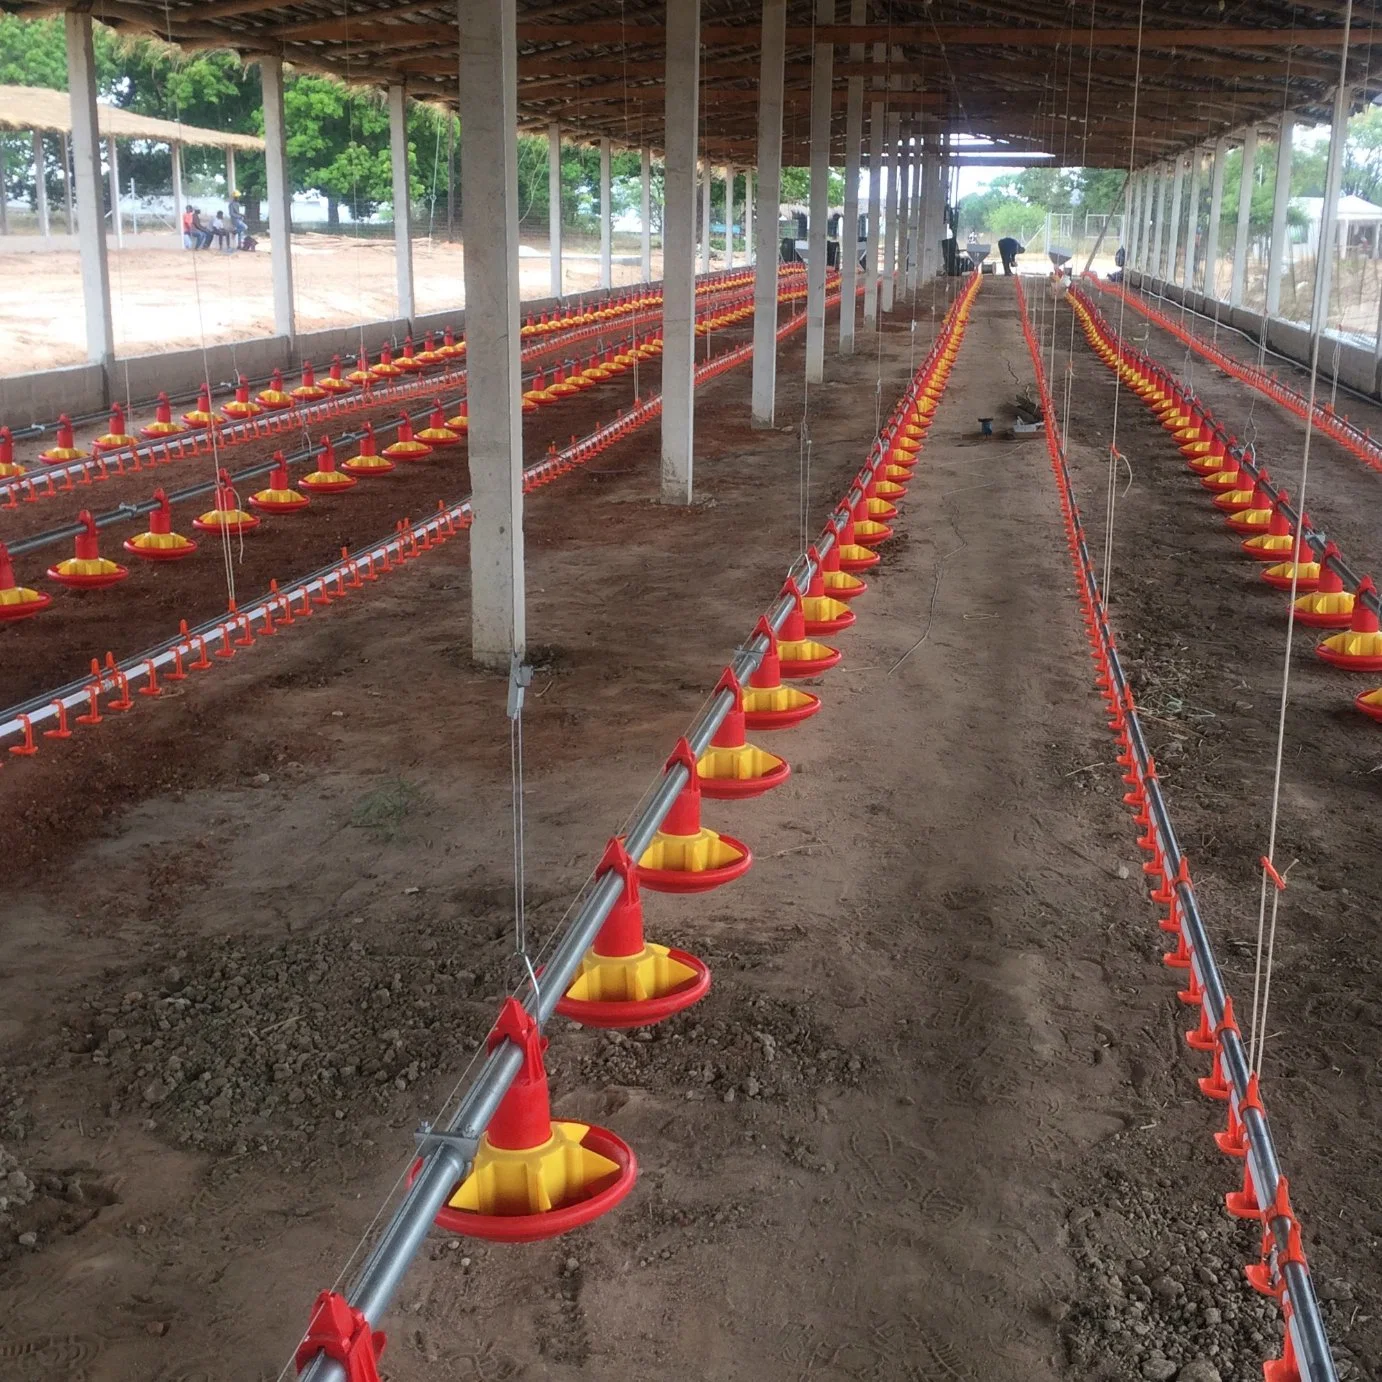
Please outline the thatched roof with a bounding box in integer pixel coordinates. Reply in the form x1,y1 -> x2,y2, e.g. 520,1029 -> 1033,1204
0,83 -> 264,150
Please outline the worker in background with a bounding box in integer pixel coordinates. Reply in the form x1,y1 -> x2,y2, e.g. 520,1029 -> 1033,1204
997,236 -> 1024,275
228,191 -> 247,249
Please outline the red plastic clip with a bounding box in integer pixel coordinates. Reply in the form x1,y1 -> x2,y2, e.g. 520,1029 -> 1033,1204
294,1290 -> 386,1382
1261,856 -> 1287,892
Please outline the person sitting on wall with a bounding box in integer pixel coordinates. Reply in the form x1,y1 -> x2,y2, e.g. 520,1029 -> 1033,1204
998,236 -> 1025,275
228,192 -> 247,249
181,205 -> 195,249
212,210 -> 231,252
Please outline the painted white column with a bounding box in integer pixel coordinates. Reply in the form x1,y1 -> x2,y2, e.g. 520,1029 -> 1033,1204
839,3 -> 864,354
1164,156 -> 1185,283
751,0 -> 786,427
863,51 -> 884,328
225,146 -> 236,203
1230,125 -> 1257,307
725,165 -> 735,268
388,85 -> 415,321
548,123 -> 563,298
106,137 -> 123,248
744,168 -> 754,262
894,124 -> 911,302
881,113 -> 900,312
1137,168 -> 1154,272
1205,137 -> 1228,298
599,136 -> 612,289
32,130 -> 49,238
259,56 -> 297,340
639,146 -> 652,283
64,12 -> 114,366
1266,113 -> 1294,318
1151,165 -> 1169,279
459,0 -> 525,664
169,141 -> 184,244
1311,81 -> 1351,339
1182,149 -> 1202,290
662,0 -> 700,498
805,0 -> 833,384
921,138 -> 941,282
700,160 -> 712,274
62,133 -> 74,231
906,122 -> 923,295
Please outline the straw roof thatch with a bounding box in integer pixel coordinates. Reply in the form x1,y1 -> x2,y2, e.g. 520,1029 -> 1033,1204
0,84 -> 263,151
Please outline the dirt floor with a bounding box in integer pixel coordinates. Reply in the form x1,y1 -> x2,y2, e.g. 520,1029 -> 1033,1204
0,232 -> 672,377
0,277 -> 1369,1382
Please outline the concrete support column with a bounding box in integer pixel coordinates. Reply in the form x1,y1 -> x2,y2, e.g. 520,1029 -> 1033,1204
1266,114 -> 1294,318
32,130 -> 49,238
838,4 -> 864,354
1135,168 -> 1152,272
863,51 -> 884,328
639,146 -> 652,283
65,11 -> 114,366
921,138 -> 942,282
1312,81 -> 1351,339
0,143 -> 7,234
1182,151 -> 1202,289
906,123 -> 923,295
700,160 -> 712,274
661,0 -> 700,497
107,137 -> 123,248
62,133 -> 74,231
1205,137 -> 1228,298
459,0 -> 525,664
725,165 -> 735,269
1150,165 -> 1169,278
744,169 -> 753,261
225,146 -> 236,204
881,113 -> 900,312
1164,156 -> 1185,282
751,0 -> 785,427
548,124 -> 563,297
805,0 -> 833,384
1230,125 -> 1257,307
599,137 -> 612,289
894,124 -> 911,302
388,85 -> 415,321
259,57 -> 297,341
170,141 -> 184,242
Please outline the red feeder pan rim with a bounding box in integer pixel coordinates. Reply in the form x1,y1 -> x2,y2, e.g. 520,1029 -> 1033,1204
1316,644 -> 1382,673
123,536 -> 198,561
1354,689 -> 1382,723
554,949 -> 712,1028
424,1124 -> 637,1242
743,695 -> 822,731
1260,570 -> 1319,592
192,514 -> 261,533
778,647 -> 842,679
0,592 -> 52,621
699,759 -> 791,800
45,565 -> 129,589
837,549 -> 881,573
248,493 -> 311,514
804,609 -> 857,636
341,459 -> 397,475
852,526 -> 894,548
1291,608 -> 1355,630
1241,539 -> 1295,562
1225,514 -> 1272,536
637,836 -> 753,895
299,474 -> 359,492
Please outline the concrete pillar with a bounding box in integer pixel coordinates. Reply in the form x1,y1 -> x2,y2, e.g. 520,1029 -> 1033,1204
459,0 -> 525,665
62,133 -> 73,231
1266,114 -> 1294,318
725,165 -> 735,269
170,141 -> 184,243
1164,156 -> 1184,282
745,169 -> 753,261
805,0 -> 833,384
107,137 -> 123,248
0,142 -> 7,234
662,0 -> 700,499
65,12 -> 114,366
700,160 -> 712,274
548,123 -> 563,297
32,130 -> 49,238
881,113 -> 900,311
388,85 -> 415,321
1136,168 -> 1152,272
599,136 -> 612,289
225,146 -> 236,203
863,53 -> 884,328
640,146 -> 652,283
839,2 -> 864,355
1311,81 -> 1351,339
906,123 -> 923,295
1151,165 -> 1169,279
920,138 -> 941,282
259,56 -> 297,340
751,0 -> 785,427
1205,138 -> 1228,298
894,124 -> 911,303
1230,126 -> 1257,307
1182,150 -> 1202,290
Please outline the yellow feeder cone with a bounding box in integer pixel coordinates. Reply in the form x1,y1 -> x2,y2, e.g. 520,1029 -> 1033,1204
696,668 -> 791,799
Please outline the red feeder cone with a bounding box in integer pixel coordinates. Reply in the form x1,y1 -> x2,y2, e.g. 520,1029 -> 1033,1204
555,839 -> 712,1028
1316,576 -> 1382,671
47,510 -> 130,589
292,361 -> 329,401
39,414 -> 86,463
250,452 -> 311,513
395,336 -> 423,372
521,371 -> 546,412
140,392 -> 186,439
415,334 -> 442,365
1225,481 -> 1280,536
801,558 -> 856,635
1241,496 -> 1298,560
416,402 -> 462,447
696,668 -> 791,799
1291,555 -> 1354,628
1262,547 -> 1321,593
300,437 -> 359,493
742,617 -> 822,729
192,469 -> 261,534
833,510 -> 882,572
182,384 -> 216,426
446,399 -> 470,434
814,539 -> 867,601
370,344 -> 402,379
382,414 -> 435,462
0,542 -> 52,620
1214,469 -> 1270,516
776,580 -> 842,678
1356,686 -> 1382,722
432,998 -> 636,1241
635,739 -> 752,894
256,369 -> 294,410
0,426 -> 24,478
124,489 -> 198,560
222,374 -> 263,419
342,423 -> 396,476
95,402 -> 136,448
1200,458 -> 1243,493
320,355 -> 355,394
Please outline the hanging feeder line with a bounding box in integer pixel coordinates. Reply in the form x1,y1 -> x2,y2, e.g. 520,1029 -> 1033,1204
1066,283 -> 1382,713
1,262 -> 775,445
0,281 -> 850,756
287,270 -> 982,1382
1,268 -> 793,509
1015,275 -> 1337,1382
1092,277 -> 1382,477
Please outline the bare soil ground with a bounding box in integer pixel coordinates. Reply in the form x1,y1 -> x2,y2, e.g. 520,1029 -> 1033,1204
1,278 -> 1362,1382
0,233 -> 671,377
